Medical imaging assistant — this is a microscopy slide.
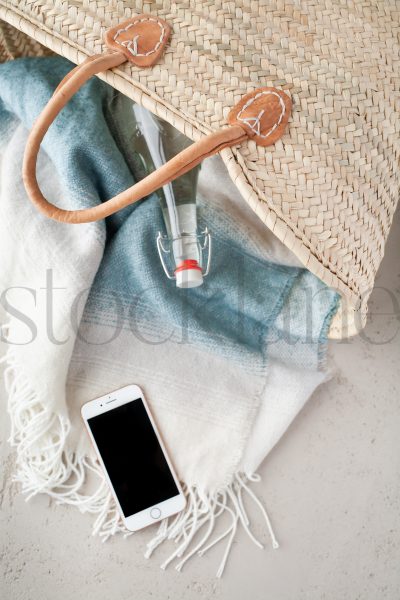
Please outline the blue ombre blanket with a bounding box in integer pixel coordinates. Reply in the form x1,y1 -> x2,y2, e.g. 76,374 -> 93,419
0,57 -> 339,572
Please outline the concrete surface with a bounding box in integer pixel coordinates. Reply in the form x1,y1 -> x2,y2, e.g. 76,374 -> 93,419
1,209 -> 399,600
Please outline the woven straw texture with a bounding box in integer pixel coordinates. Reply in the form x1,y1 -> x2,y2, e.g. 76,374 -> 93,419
0,0 -> 399,336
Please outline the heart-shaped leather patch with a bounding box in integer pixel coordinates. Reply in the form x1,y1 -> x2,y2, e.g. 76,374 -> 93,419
105,15 -> 171,67
228,88 -> 291,146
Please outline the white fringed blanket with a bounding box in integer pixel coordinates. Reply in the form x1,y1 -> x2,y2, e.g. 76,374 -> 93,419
0,57 -> 339,576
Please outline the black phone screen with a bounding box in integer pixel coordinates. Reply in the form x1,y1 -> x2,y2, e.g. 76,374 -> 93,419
87,398 -> 179,517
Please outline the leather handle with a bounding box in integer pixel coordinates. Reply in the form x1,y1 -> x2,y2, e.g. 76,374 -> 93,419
22,51 -> 247,224
22,13 -> 291,225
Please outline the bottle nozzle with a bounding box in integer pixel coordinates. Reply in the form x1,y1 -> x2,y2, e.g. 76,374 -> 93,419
174,259 -> 203,288
156,229 -> 211,286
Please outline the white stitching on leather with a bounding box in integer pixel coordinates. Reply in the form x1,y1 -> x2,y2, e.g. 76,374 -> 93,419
113,17 -> 165,57
237,91 -> 286,139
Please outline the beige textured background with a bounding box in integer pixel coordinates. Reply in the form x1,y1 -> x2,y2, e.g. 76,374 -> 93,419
1,209 -> 399,600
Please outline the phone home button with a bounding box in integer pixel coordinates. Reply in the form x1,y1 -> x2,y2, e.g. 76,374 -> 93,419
150,507 -> 161,519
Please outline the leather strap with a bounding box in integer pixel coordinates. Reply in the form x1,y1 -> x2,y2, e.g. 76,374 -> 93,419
22,15 -> 291,224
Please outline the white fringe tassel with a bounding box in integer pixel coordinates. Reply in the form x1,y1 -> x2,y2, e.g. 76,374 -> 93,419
2,346 -> 279,577
146,473 -> 279,578
2,346 -> 130,541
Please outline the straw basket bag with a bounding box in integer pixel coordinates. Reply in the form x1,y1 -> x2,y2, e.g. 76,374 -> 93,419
0,1 -> 399,338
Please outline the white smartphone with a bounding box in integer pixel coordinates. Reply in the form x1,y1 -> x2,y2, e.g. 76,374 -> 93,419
81,384 -> 186,531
